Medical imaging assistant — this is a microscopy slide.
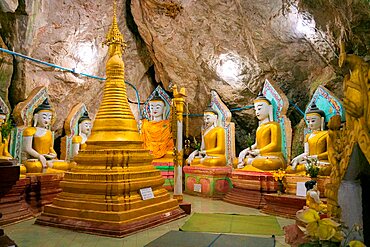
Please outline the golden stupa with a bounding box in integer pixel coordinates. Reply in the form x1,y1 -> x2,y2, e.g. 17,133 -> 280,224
36,2 -> 184,237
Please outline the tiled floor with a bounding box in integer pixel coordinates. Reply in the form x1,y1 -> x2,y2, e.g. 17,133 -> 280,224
3,194 -> 293,247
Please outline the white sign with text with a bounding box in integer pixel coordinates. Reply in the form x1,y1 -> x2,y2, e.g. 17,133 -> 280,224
296,182 -> 307,197
194,184 -> 202,192
140,187 -> 155,200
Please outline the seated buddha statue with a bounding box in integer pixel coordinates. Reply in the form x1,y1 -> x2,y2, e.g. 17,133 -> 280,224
71,112 -> 92,159
305,180 -> 327,213
0,107 -> 27,175
237,93 -> 285,171
22,99 -> 69,173
287,103 -> 331,176
186,106 -> 226,167
141,93 -> 174,159
0,106 -> 12,160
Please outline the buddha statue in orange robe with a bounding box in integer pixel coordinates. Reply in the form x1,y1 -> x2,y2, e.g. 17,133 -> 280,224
287,103 -> 331,176
141,94 -> 174,159
187,106 -> 226,167
237,93 -> 286,171
71,112 -> 92,159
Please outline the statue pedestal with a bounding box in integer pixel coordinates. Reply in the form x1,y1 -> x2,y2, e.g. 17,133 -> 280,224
183,166 -> 232,199
223,171 -> 277,208
261,194 -> 306,219
0,177 -> 32,225
284,175 -> 330,195
152,159 -> 174,191
26,173 -> 64,213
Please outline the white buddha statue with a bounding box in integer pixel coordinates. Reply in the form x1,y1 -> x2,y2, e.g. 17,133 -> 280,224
22,99 -> 69,173
71,112 -> 92,159
186,106 -> 226,167
237,93 -> 286,171
287,103 -> 331,176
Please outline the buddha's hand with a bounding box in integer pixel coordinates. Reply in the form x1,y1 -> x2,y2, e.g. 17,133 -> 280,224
238,148 -> 250,164
290,157 -> 300,169
248,149 -> 260,157
306,155 -> 318,161
39,155 -> 47,168
237,162 -> 245,169
187,150 -> 199,164
45,153 -> 57,159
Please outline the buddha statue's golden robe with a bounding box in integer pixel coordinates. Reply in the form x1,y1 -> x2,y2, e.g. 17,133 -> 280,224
0,133 -> 11,159
24,127 -> 56,155
72,135 -> 87,151
23,127 -> 69,172
306,191 -> 327,213
243,121 -> 285,171
190,126 -> 226,167
287,130 -> 331,176
141,119 -> 174,159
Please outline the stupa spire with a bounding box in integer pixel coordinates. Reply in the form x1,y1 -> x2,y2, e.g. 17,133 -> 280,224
103,0 -> 126,52
86,0 -> 140,150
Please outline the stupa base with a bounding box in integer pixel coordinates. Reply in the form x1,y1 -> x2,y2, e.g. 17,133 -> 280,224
36,207 -> 185,237
223,170 -> 277,208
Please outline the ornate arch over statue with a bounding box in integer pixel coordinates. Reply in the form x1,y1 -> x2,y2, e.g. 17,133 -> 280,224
262,78 -> 292,163
209,90 -> 236,166
11,87 -> 52,162
60,103 -> 92,162
141,85 -> 172,121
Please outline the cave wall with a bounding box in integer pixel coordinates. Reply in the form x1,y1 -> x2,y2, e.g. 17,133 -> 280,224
0,0 -> 369,153
0,0 -> 155,136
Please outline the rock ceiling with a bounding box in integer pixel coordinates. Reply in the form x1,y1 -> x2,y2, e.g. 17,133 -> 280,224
0,0 -> 369,151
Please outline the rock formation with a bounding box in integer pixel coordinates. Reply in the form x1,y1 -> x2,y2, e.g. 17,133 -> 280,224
0,0 -> 369,152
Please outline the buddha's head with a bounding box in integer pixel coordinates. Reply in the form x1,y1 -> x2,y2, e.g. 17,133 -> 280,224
254,92 -> 273,122
78,112 -> 92,136
305,180 -> 317,191
0,106 -> 6,127
306,103 -> 325,131
33,99 -> 53,129
149,93 -> 166,121
203,106 -> 218,129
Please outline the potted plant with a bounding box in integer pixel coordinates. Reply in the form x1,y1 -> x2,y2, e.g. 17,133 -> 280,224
273,168 -> 286,195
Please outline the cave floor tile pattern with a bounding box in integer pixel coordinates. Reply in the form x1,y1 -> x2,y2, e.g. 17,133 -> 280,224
4,194 -> 293,247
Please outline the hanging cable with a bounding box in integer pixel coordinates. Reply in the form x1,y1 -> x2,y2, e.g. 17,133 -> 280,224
0,47 -> 142,118
0,48 -> 305,118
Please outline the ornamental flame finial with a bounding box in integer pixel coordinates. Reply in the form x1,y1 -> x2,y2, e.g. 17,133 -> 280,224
103,0 -> 126,51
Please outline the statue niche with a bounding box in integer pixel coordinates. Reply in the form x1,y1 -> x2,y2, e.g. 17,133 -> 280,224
60,103 -> 92,162
140,86 -> 175,190
288,104 -> 330,175
0,105 -> 12,160
141,90 -> 174,160
287,85 -> 345,177
237,91 -> 289,171
187,106 -> 226,167
12,87 -> 70,173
